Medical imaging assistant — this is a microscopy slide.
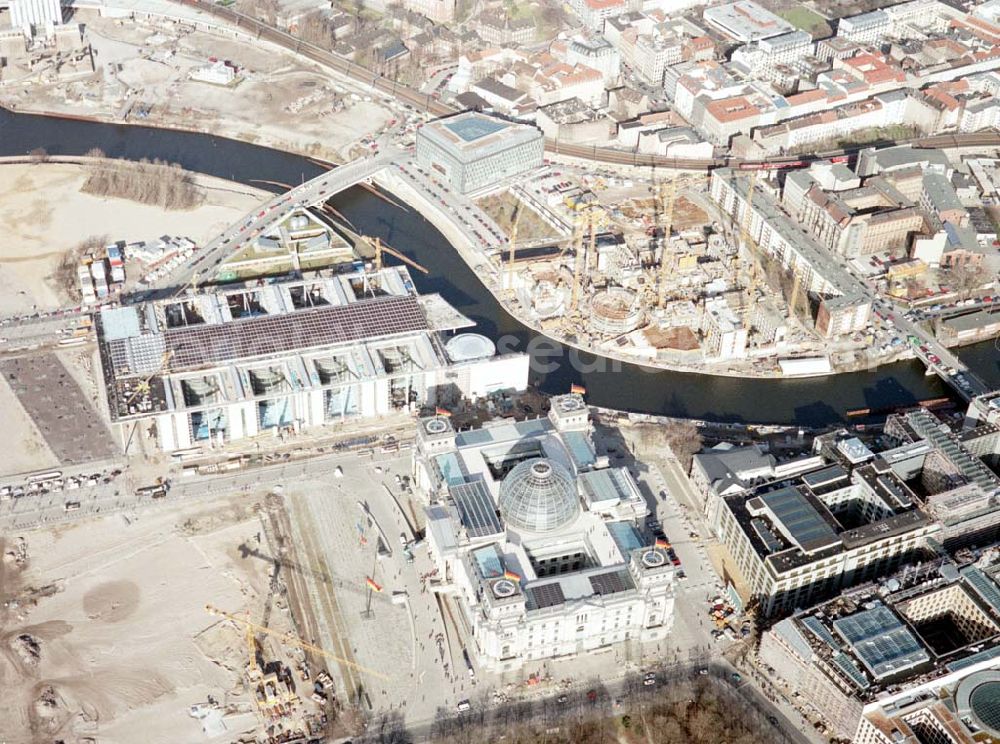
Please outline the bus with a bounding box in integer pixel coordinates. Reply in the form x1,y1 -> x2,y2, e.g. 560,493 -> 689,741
27,470 -> 62,484
136,484 -> 168,499
64,501 -> 81,512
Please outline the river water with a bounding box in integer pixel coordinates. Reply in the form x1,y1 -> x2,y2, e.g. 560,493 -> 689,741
2,107 -> 997,425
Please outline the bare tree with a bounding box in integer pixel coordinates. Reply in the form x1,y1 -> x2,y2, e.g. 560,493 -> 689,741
81,158 -> 204,210
944,262 -> 989,300
28,147 -> 49,164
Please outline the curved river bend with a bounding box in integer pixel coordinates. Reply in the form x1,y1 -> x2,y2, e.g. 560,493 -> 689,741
2,108 -> 997,425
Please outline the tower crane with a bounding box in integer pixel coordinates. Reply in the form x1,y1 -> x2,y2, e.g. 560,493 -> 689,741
571,207 -> 594,312
657,178 -> 679,309
205,604 -> 390,681
737,171 -> 762,333
506,203 -> 522,292
122,270 -> 200,409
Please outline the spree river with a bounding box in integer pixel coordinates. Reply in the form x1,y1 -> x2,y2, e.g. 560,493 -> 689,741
2,108 -> 997,425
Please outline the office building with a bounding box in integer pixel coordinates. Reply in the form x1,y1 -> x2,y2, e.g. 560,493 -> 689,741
416,112 -> 544,195
702,1 -> 794,42
415,394 -> 676,672
714,456 -> 940,617
759,558 -> 1000,740
95,268 -> 529,451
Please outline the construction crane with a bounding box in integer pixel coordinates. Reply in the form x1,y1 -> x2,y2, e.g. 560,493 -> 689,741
570,208 -> 590,312
657,178 -> 679,309
506,203 -> 522,292
788,264 -> 805,324
369,236 -> 429,275
205,604 -> 390,681
737,172 -> 762,333
122,270 -> 200,408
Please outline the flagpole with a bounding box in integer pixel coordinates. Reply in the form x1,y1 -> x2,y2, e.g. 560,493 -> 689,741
361,546 -> 378,620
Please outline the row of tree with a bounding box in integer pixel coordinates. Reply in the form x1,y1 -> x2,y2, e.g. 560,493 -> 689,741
80,150 -> 204,210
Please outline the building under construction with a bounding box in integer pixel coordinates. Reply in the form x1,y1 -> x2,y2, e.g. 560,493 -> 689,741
96,266 -> 529,451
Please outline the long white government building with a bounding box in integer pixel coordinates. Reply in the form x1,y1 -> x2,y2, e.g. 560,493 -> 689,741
96,267 -> 528,451
414,394 -> 676,672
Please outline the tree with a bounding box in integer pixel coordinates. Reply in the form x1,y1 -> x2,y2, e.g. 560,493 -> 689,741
28,147 -> 48,163
945,261 -> 989,300
660,420 -> 703,472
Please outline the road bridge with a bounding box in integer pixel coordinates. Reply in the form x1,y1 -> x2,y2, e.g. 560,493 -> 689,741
890,309 -> 992,401
150,149 -> 402,293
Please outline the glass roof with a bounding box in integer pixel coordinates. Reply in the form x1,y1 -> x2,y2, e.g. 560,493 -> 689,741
833,603 -> 928,679
444,116 -> 508,142
499,458 -> 579,533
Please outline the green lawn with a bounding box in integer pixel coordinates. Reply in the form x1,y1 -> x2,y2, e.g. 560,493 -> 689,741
777,6 -> 831,35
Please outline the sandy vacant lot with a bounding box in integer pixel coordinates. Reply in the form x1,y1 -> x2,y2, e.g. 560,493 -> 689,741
0,162 -> 264,317
0,496 -> 272,744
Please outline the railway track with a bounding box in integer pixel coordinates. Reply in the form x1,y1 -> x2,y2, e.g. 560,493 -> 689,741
180,0 -> 1000,171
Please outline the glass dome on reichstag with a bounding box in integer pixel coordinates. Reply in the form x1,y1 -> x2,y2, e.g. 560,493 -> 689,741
498,458 -> 579,533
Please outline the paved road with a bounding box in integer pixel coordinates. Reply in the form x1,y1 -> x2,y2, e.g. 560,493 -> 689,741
388,160 -> 506,255
883,301 -> 990,399
146,149 -> 401,295
0,449 -> 365,531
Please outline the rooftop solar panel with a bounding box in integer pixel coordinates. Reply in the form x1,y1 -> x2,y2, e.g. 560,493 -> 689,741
802,464 -> 848,489
444,116 -> 508,142
527,582 -> 566,610
451,481 -> 503,539
607,521 -> 644,555
589,569 -> 634,596
472,545 -> 504,579
455,429 -> 493,447
947,644 -> 1000,673
751,518 -> 784,554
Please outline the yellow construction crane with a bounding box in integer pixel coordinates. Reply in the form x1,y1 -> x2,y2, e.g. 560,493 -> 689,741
657,178 -> 679,309
205,604 -> 390,681
369,236 -> 429,275
122,270 -> 200,408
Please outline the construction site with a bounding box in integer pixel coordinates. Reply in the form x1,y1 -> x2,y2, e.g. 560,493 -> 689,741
488,167 -> 866,376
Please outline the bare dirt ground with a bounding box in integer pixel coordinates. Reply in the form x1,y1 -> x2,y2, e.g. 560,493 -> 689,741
0,162 -> 263,317
0,373 -> 59,477
0,495 -> 273,744
2,15 -> 393,161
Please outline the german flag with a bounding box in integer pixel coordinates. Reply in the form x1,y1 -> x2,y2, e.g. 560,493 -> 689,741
570,384 -> 586,395
655,537 -> 669,549
435,407 -> 452,417
503,570 -> 521,582
365,577 -> 383,593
